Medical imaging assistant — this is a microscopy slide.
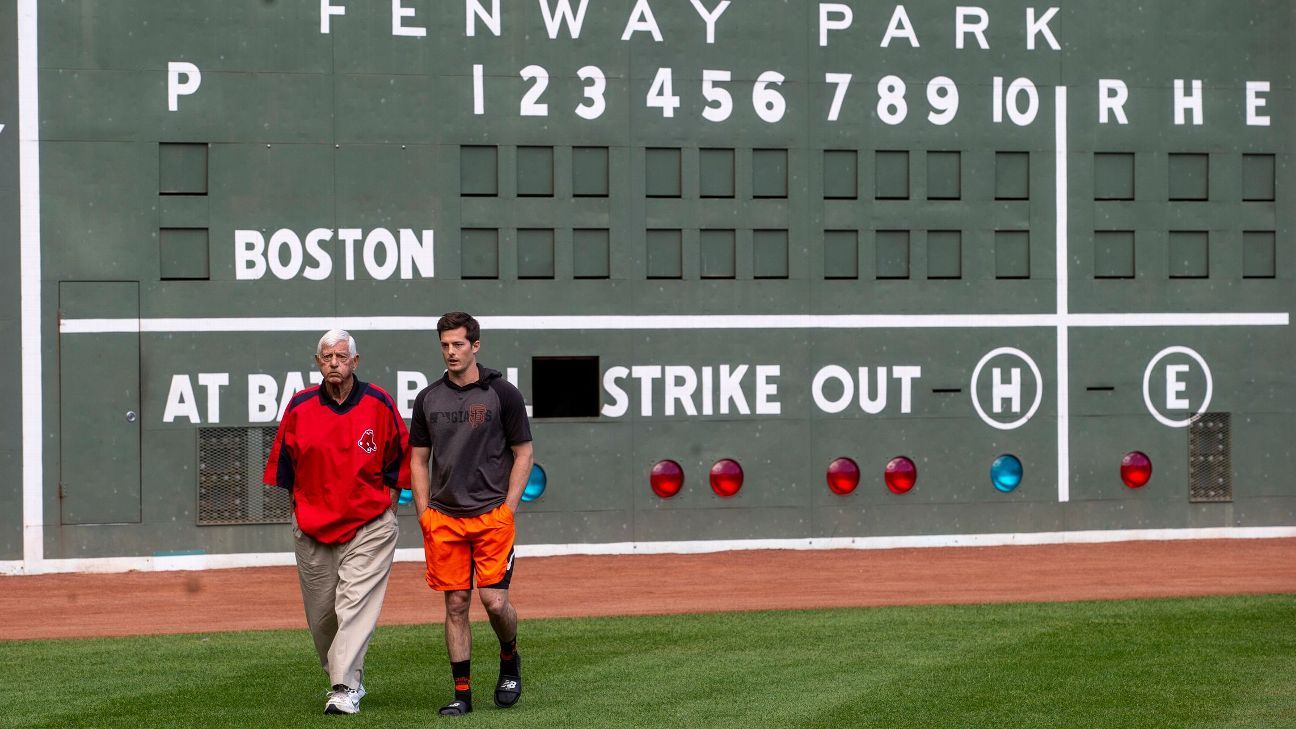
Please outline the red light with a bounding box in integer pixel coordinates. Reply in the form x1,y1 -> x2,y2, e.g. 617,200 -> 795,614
826,457 -> 860,495
884,456 -> 917,494
650,460 -> 684,498
1120,451 -> 1152,488
709,459 -> 744,497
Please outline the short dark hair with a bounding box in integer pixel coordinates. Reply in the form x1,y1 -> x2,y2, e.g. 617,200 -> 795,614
437,311 -> 480,343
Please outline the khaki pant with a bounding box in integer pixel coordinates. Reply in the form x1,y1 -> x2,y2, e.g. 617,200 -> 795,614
293,508 -> 398,689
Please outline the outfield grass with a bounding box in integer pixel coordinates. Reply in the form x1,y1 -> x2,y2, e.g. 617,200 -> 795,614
2,595 -> 1294,728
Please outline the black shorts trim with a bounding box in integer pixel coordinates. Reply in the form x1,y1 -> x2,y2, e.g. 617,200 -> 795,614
477,546 -> 515,590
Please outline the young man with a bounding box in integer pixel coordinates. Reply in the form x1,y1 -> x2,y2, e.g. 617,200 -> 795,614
263,329 -> 409,715
409,312 -> 534,716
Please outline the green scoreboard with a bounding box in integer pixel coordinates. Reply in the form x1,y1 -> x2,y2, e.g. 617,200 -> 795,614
3,0 -> 1293,570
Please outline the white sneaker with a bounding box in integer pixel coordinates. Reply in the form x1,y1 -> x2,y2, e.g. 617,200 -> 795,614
324,683 -> 365,715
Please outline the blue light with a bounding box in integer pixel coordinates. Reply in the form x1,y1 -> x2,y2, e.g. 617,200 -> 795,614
990,454 -> 1023,493
397,488 -> 413,505
521,463 -> 547,502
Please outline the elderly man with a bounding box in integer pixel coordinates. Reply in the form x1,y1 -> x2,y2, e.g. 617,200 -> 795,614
263,329 -> 409,715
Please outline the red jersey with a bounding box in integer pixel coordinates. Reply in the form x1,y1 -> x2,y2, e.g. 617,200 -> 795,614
263,378 -> 411,544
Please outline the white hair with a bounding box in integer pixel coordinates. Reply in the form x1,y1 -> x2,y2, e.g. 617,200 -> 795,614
316,329 -> 358,357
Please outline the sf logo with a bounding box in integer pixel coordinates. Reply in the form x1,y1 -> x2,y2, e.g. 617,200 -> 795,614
357,429 -> 378,454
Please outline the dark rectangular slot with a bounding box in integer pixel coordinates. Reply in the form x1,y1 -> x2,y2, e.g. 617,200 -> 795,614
1086,386 -> 1115,392
931,387 -> 962,394
532,356 -> 600,418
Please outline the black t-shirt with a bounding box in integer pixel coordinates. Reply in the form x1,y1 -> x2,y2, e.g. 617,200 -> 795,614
409,365 -> 532,517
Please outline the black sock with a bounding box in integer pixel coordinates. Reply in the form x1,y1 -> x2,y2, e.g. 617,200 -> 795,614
451,659 -> 472,707
499,636 -> 519,675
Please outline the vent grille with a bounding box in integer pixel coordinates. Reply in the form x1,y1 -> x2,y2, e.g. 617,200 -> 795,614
1188,412 -> 1232,502
197,427 -> 290,525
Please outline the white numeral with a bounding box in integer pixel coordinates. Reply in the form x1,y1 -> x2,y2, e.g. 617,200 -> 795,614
926,76 -> 958,125
575,65 -> 606,120
1005,77 -> 1039,126
701,69 -> 732,122
520,65 -> 549,117
473,64 -> 484,115
752,71 -> 786,123
647,68 -> 680,118
824,72 -> 852,121
877,75 -> 907,125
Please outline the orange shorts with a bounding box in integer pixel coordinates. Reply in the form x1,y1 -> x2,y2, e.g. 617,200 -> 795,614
418,504 -> 516,592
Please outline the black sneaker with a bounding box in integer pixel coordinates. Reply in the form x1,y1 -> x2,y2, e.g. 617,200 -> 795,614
494,655 -> 522,708
438,699 -> 472,716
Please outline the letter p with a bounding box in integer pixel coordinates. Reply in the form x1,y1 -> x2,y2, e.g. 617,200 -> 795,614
168,62 -> 202,111
819,3 -> 852,46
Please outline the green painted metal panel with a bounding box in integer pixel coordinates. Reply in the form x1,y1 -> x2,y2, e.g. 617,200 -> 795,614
460,145 -> 498,197
158,228 -> 210,280
823,230 -> 858,279
571,146 -> 608,197
822,150 -> 857,200
699,229 -> 735,279
516,146 -> 554,198
876,230 -> 911,279
1242,154 -> 1276,202
461,228 -> 499,279
995,152 -> 1030,200
926,151 -> 961,201
1243,231 -> 1276,279
0,0 -> 18,559
1168,154 -> 1210,201
516,228 -> 555,279
875,150 -> 910,200
645,229 -> 682,279
59,282 -> 140,525
1094,153 -> 1135,201
645,147 -> 680,198
16,0 -> 1296,558
1094,231 -> 1135,279
751,149 -> 787,199
1168,231 -> 1209,279
157,194 -> 209,229
158,142 -> 207,194
698,148 -> 734,199
994,230 -> 1031,280
43,142 -> 157,281
752,229 -> 788,280
926,230 -> 962,279
572,228 -> 609,280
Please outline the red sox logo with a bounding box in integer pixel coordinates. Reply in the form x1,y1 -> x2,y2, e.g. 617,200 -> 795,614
357,428 -> 377,454
468,404 -> 487,428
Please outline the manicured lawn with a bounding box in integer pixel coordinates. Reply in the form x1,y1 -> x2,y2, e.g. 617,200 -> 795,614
3,595 -> 1294,728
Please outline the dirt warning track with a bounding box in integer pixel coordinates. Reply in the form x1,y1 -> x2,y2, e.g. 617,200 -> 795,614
2,539 -> 1293,641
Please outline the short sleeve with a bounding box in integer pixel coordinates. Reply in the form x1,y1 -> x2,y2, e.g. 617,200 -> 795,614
492,379 -> 533,445
379,391 -> 411,489
408,387 -> 432,448
262,408 -> 294,489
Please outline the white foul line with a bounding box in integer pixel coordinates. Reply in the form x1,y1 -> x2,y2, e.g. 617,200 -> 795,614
1055,86 -> 1070,503
18,0 -> 42,565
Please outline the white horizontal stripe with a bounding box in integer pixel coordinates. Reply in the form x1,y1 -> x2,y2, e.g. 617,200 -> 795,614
4,526 -> 1293,575
57,311 -> 1290,334
1065,312 -> 1289,327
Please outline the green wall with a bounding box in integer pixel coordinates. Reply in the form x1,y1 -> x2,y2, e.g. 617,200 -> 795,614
17,1 -> 1296,559
1,1 -> 22,561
